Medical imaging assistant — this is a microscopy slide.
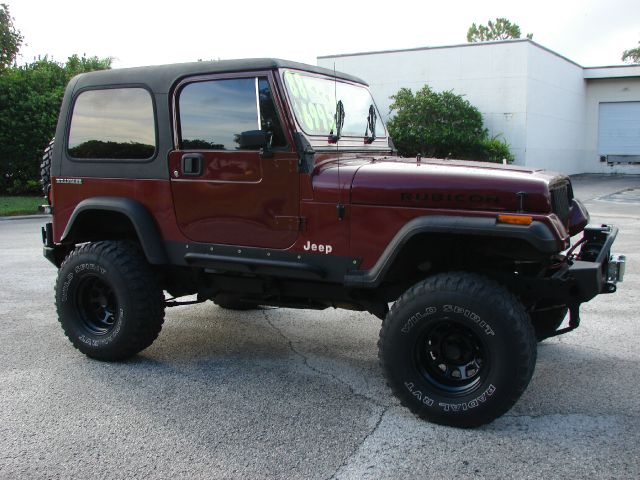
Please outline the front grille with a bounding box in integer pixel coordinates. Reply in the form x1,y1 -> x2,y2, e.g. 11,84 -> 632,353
550,183 -> 571,225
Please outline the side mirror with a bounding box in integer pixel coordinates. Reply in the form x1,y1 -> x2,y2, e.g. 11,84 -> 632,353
237,130 -> 271,149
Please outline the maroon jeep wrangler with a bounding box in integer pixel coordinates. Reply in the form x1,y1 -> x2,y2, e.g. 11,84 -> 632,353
41,59 -> 625,427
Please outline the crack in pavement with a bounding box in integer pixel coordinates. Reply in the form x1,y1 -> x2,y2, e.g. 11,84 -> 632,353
262,310 -> 386,407
262,310 -> 391,479
326,406 -> 390,480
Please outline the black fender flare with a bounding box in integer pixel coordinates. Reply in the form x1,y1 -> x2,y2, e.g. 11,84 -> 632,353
344,215 -> 560,288
60,197 -> 168,264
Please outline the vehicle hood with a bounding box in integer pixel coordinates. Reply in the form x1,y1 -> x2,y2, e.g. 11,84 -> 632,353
349,157 -> 567,213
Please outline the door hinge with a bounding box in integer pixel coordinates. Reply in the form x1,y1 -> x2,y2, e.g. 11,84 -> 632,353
275,216 -> 307,231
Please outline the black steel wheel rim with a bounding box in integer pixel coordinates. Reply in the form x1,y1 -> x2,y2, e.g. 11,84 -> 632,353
74,275 -> 118,335
413,320 -> 488,396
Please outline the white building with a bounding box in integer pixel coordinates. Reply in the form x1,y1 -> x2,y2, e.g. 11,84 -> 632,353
318,39 -> 640,174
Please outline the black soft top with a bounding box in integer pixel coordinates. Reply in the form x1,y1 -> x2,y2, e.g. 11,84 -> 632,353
72,58 -> 367,93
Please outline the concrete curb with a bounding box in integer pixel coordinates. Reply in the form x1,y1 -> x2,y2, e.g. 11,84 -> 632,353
0,214 -> 51,221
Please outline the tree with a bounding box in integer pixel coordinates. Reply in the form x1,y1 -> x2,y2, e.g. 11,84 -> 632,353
622,41 -> 640,64
386,85 -> 514,163
0,3 -> 22,70
0,55 -> 112,194
467,17 -> 532,42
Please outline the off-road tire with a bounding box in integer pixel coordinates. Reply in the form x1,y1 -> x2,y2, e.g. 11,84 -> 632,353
55,241 -> 165,361
531,306 -> 568,342
378,272 -> 537,428
40,138 -> 54,201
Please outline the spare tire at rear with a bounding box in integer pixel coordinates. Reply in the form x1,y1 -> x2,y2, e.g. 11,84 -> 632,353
40,138 -> 54,202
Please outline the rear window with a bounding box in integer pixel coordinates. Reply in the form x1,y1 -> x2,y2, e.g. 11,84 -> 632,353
68,88 -> 156,160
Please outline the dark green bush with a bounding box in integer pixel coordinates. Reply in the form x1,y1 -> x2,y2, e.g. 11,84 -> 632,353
386,85 -> 514,164
0,55 -> 111,194
478,137 -> 515,163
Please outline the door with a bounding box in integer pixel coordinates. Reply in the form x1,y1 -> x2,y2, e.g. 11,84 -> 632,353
170,73 -> 300,249
598,101 -> 640,163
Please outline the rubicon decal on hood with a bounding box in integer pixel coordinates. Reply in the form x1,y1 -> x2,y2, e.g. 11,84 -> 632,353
400,192 -> 499,204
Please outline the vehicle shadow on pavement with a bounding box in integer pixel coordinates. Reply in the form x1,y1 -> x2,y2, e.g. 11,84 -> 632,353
107,303 -> 385,398
103,303 -> 639,426
513,341 -> 639,418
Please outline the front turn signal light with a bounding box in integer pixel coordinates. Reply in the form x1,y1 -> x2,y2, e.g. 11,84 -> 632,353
497,214 -> 533,225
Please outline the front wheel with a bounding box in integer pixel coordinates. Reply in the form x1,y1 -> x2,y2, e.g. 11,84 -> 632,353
55,241 -> 165,361
378,272 -> 537,428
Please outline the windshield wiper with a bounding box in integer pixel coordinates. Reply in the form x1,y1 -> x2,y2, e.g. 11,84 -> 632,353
364,104 -> 377,144
328,100 -> 345,144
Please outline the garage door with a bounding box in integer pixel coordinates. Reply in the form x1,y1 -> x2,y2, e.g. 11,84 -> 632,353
598,102 -> 640,163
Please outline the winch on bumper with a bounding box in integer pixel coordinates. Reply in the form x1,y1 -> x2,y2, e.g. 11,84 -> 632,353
571,224 -> 625,297
521,224 -> 626,338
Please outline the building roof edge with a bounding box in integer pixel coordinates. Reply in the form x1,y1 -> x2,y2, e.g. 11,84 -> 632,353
318,39 -> 584,68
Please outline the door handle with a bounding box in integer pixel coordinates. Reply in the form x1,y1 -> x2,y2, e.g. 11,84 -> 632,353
181,153 -> 203,176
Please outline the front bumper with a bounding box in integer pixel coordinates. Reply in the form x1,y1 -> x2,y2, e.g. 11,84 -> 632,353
505,223 -> 623,307
529,224 -> 625,338
568,224 -> 625,300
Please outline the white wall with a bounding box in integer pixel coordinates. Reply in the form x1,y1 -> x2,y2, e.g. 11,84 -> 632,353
318,40 -> 640,174
319,42 -> 531,165
523,44 -> 587,174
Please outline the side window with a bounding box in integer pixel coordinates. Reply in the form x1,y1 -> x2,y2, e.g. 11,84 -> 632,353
68,88 -> 156,160
258,78 -> 286,148
179,77 -> 286,150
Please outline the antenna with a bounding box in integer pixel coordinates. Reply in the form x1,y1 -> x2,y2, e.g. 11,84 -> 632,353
334,62 -> 345,221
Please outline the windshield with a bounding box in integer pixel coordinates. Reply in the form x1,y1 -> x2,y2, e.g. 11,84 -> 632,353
283,70 -> 386,138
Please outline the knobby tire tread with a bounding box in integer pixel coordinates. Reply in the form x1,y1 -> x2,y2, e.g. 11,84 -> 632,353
378,272 -> 537,427
55,241 -> 165,361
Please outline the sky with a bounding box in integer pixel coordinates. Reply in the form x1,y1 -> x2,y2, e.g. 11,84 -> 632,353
10,0 -> 640,69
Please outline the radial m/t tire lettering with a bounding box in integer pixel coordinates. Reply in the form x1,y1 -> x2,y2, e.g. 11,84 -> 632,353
378,272 -> 537,428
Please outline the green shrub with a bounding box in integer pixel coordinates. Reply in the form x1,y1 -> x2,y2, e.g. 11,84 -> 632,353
0,55 -> 111,194
386,85 -> 514,164
478,137 -> 515,163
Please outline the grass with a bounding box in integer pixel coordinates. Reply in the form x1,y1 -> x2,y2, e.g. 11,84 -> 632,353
0,196 -> 44,216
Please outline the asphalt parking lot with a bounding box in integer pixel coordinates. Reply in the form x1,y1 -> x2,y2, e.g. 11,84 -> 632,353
1,174 -> 639,479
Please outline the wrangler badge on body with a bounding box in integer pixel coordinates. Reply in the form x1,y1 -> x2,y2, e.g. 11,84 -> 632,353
55,178 -> 83,185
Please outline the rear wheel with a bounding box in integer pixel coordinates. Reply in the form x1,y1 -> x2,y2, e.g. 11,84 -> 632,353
378,272 -> 537,428
55,241 -> 165,361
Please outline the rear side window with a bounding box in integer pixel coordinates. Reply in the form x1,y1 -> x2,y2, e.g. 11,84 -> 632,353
68,88 -> 156,160
178,77 -> 286,150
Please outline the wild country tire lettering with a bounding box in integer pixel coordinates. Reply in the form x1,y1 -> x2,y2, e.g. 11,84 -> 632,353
401,305 -> 495,336
61,273 -> 73,303
75,263 -> 106,275
401,306 -> 437,333
62,264 -> 107,303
